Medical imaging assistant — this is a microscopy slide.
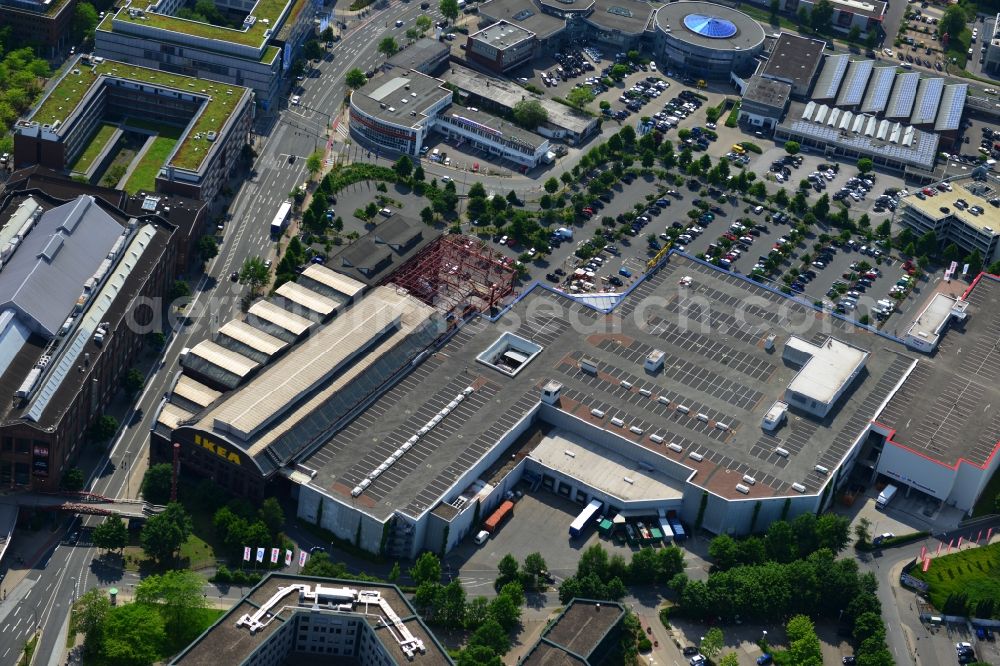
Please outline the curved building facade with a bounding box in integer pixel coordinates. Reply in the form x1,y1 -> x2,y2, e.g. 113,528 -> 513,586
653,1 -> 765,80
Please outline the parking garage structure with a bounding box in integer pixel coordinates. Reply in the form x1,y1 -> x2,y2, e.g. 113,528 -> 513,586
652,1 -> 765,80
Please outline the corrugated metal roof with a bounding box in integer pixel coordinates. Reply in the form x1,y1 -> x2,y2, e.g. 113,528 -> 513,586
186,340 -> 258,377
218,320 -> 287,357
173,375 -> 222,408
207,290 -> 410,442
246,300 -> 313,338
157,401 -> 194,430
275,281 -> 340,318
0,196 -> 122,337
301,264 -> 365,299
0,310 -> 31,380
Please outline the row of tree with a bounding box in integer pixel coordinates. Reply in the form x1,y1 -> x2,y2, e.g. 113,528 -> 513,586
557,543 -> 685,604
707,513 -> 851,570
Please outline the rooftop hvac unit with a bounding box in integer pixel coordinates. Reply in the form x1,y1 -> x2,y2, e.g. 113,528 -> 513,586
649,434 -> 664,444
610,417 -> 625,427
668,443 -> 683,453
742,474 -> 756,485
590,408 -> 605,418
814,465 -> 829,474
775,447 -> 790,457
696,413 -> 709,422
629,426 -> 644,435
623,477 -> 634,484
689,452 -> 704,462
564,450 -> 576,458
735,484 -> 750,494
791,482 -> 807,493
676,405 -> 689,414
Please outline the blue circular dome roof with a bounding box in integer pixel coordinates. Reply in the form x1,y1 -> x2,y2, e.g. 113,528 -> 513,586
683,14 -> 738,38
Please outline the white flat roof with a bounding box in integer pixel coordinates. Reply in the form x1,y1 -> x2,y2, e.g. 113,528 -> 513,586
905,292 -> 968,345
785,336 -> 868,405
529,428 -> 683,503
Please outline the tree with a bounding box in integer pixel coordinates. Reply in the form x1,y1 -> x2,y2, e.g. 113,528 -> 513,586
786,614 -> 823,666
719,654 -> 740,666
784,140 -> 801,155
764,520 -> 797,563
388,561 -> 401,582
610,63 -> 629,80
168,279 -> 191,301
62,467 -> 85,491
848,24 -> 861,42
708,534 -> 742,570
346,68 -> 367,89
966,249 -> 983,275
239,256 -> 271,294
136,569 -> 208,641
943,242 -> 962,264
815,514 -> 850,552
456,645 -> 503,666
700,627 -> 724,659
258,497 -> 285,537
71,1 -> 99,43
469,618 -> 510,655
939,5 -> 967,43
377,36 -> 399,58
197,235 -> 218,265
123,368 -> 145,397
854,516 -> 872,546
88,415 -> 119,443
302,551 -> 348,578
416,14 -> 432,32
393,154 -> 413,179
439,0 -> 459,20
856,158 -> 874,174
410,551 -> 442,586
141,463 -> 173,505
565,86 -> 595,110
506,190 -> 520,205
420,206 -> 435,225
810,0 -> 834,30
306,150 -> 323,176
140,502 -> 192,564
853,611 -> 885,643
523,552 -> 547,578
98,602 -> 166,665
488,583 -> 522,630
76,588 -> 111,649
321,26 -> 335,41
495,553 -> 520,590
544,177 -> 560,194
303,39 -> 323,61
769,0 -> 781,18
512,99 -> 548,130
92,516 -> 129,555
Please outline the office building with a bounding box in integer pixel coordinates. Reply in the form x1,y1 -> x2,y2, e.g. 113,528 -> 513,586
466,21 -> 537,73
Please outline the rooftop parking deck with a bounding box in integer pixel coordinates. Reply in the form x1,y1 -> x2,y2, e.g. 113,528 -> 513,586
299,253 -> 918,516
876,274 -> 1000,469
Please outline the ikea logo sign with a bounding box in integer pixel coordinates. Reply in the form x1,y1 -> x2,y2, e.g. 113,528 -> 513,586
193,434 -> 242,465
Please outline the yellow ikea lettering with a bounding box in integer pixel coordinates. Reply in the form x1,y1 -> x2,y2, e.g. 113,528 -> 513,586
193,434 -> 242,465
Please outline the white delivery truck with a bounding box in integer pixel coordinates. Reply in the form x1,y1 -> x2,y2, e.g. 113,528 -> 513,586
875,484 -> 898,510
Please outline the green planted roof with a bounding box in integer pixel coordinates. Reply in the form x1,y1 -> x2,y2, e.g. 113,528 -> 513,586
110,0 -> 309,48
31,59 -> 249,172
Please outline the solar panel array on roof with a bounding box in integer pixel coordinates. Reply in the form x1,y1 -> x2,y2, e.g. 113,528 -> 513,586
934,83 -> 967,131
860,66 -> 896,114
836,59 -> 874,107
910,77 -> 944,125
781,118 -> 938,168
886,72 -> 919,118
814,54 -> 849,100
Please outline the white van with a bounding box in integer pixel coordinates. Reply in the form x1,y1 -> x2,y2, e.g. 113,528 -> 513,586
474,530 -> 490,545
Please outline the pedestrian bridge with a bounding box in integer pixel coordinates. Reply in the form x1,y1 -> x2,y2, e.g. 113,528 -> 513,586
0,492 -> 165,519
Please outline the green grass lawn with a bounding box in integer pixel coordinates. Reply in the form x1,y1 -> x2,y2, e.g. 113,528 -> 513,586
69,122 -> 120,174
124,134 -> 179,193
910,542 -> 1000,615
160,606 -> 225,659
122,118 -> 183,139
738,5 -> 800,32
